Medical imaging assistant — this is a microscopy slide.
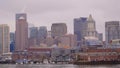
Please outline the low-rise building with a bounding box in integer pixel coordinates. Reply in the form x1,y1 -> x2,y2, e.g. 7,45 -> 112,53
75,48 -> 120,62
12,47 -> 52,63
57,34 -> 77,48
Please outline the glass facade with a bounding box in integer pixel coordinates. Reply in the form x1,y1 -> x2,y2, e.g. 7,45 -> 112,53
74,17 -> 87,41
105,21 -> 120,44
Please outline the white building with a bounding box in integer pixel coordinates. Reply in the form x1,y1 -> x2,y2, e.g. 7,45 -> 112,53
86,14 -> 97,38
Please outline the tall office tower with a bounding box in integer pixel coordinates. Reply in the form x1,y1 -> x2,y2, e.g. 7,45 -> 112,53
10,32 -> 15,43
29,27 -> 38,39
38,26 -> 47,44
38,26 -> 47,39
28,23 -> 35,38
29,27 -> 38,47
86,15 -> 97,38
15,13 -> 28,51
0,24 -> 10,54
10,32 -> 15,52
51,23 -> 67,38
105,21 -> 120,44
74,17 -> 87,41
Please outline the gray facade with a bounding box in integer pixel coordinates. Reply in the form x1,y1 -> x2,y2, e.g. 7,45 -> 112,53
10,32 -> 15,43
28,27 -> 38,47
105,21 -> 120,44
98,33 -> 103,41
37,26 -> 47,45
29,27 -> 38,39
51,23 -> 67,38
38,26 -> 47,39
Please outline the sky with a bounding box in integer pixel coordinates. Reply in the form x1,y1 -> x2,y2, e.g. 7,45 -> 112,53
0,0 -> 120,40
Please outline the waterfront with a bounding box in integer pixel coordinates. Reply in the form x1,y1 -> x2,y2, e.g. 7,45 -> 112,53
0,64 -> 120,68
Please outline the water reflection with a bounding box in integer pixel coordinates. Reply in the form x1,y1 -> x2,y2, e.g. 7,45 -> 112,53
15,64 -> 79,68
0,64 -> 120,68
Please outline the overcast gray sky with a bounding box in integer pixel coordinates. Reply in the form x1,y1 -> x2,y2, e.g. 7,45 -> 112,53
0,0 -> 120,39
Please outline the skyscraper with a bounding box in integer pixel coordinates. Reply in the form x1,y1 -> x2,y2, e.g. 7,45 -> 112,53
15,13 -> 28,51
0,24 -> 10,54
105,21 -> 120,44
74,17 -> 87,41
28,23 -> 35,38
29,27 -> 38,47
38,26 -> 47,39
10,32 -> 15,52
10,32 -> 15,43
37,26 -> 47,44
51,23 -> 67,38
29,27 -> 38,39
86,15 -> 97,38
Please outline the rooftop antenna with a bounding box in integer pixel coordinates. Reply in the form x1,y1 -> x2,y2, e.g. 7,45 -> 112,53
21,4 -> 27,13
21,0 -> 28,13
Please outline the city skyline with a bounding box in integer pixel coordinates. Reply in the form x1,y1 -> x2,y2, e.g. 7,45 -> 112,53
0,0 -> 120,40
1,0 -> 120,66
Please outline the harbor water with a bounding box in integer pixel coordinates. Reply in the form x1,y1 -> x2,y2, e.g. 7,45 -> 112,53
0,64 -> 120,68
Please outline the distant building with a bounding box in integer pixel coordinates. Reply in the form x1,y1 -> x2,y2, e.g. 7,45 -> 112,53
29,27 -> 38,47
98,33 -> 103,41
28,23 -> 35,38
57,34 -> 77,48
38,26 -> 47,39
15,13 -> 28,51
16,13 -> 27,21
74,17 -> 87,41
29,27 -> 38,39
105,21 -> 120,45
74,15 -> 99,47
45,37 -> 54,47
10,42 -> 15,52
86,15 -> 97,38
51,23 -> 67,38
0,24 -> 10,54
12,47 -> 52,62
38,26 -> 47,45
51,48 -> 71,62
43,31 -> 55,47
10,32 -> 15,43
75,48 -> 120,62
10,32 -> 15,52
83,39 -> 103,47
